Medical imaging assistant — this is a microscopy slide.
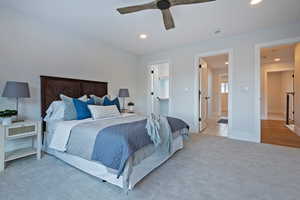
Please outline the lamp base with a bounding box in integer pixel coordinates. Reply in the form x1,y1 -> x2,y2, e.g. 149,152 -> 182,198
120,109 -> 128,113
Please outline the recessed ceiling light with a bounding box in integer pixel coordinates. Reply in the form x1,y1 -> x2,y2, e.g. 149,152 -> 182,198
225,62 -> 229,65
139,34 -> 147,39
250,0 -> 263,5
274,58 -> 281,62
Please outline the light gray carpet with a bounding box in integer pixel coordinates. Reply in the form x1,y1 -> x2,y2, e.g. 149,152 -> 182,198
1,134 -> 300,200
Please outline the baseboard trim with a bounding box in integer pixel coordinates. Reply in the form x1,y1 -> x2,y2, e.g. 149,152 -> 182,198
228,130 -> 260,143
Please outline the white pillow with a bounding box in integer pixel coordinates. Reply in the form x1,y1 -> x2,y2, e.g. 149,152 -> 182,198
44,101 -> 65,122
88,105 -> 120,119
78,95 -> 89,102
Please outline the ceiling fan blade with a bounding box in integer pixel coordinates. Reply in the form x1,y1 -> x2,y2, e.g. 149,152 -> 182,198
170,0 -> 216,6
161,9 -> 175,30
117,2 -> 157,14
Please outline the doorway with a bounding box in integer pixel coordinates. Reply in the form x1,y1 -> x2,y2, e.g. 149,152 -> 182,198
150,62 -> 170,116
259,43 -> 300,148
198,53 -> 230,137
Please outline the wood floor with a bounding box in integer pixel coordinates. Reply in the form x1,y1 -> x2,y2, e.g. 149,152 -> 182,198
261,120 -> 300,148
202,118 -> 228,137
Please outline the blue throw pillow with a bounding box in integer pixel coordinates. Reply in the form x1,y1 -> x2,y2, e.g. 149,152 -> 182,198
91,95 -> 103,105
103,97 -> 121,111
73,98 -> 95,120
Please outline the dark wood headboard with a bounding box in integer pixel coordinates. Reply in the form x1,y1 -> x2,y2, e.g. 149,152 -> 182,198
40,76 -> 108,119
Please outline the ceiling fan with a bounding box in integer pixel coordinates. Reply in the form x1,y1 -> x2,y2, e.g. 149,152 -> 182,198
117,0 -> 216,30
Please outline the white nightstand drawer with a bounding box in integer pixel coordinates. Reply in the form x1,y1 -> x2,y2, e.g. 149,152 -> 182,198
5,122 -> 37,139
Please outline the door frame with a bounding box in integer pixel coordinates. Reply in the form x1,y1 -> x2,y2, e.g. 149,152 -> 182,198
194,49 -> 234,134
147,59 -> 172,116
254,37 -> 300,142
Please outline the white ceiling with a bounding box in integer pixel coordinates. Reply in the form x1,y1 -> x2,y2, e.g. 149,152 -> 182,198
203,53 -> 228,69
2,0 -> 300,55
261,43 -> 296,65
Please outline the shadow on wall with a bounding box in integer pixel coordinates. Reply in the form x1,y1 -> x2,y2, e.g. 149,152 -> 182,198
0,98 -> 15,111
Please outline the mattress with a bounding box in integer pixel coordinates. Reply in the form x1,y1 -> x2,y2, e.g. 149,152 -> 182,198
44,115 -> 188,190
46,120 -> 62,135
44,131 -> 184,190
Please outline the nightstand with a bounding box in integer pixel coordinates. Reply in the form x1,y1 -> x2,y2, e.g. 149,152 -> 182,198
0,120 -> 42,172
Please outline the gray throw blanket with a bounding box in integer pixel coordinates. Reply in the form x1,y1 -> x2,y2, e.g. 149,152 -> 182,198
167,117 -> 190,132
91,119 -> 151,178
91,116 -> 189,178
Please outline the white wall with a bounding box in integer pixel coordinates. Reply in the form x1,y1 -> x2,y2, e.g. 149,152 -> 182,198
267,72 -> 284,114
281,71 -> 294,116
0,7 -> 139,121
210,68 -> 228,118
260,62 -> 294,119
220,74 -> 229,114
158,63 -> 170,78
137,22 -> 300,142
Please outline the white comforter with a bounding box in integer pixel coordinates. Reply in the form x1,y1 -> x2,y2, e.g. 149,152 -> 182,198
49,113 -> 136,152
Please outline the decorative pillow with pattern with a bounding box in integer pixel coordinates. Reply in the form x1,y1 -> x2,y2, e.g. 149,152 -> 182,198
60,94 -> 88,120
90,94 -> 110,105
88,105 -> 120,119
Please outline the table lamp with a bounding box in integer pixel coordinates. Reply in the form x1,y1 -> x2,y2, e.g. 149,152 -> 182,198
2,81 -> 30,121
118,88 -> 129,112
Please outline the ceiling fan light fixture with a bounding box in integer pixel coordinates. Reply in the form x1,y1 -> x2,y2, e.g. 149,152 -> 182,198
250,0 -> 263,5
157,0 -> 171,10
117,0 -> 217,30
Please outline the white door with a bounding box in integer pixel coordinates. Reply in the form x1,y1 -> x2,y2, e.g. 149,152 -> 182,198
199,59 -> 209,131
150,65 -> 160,115
150,63 -> 170,116
153,65 -> 160,115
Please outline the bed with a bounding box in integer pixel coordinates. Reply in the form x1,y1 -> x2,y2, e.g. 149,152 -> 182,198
40,76 -> 189,191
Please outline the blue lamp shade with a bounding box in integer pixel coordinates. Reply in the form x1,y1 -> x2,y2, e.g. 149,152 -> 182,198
118,89 -> 129,98
2,81 -> 30,98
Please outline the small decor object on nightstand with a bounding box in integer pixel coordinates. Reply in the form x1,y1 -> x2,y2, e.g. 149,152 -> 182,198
0,110 -> 17,126
2,81 -> 30,122
128,102 -> 135,113
118,88 -> 129,113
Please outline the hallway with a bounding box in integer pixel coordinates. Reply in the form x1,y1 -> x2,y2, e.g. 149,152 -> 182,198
261,120 -> 300,148
202,118 -> 228,137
